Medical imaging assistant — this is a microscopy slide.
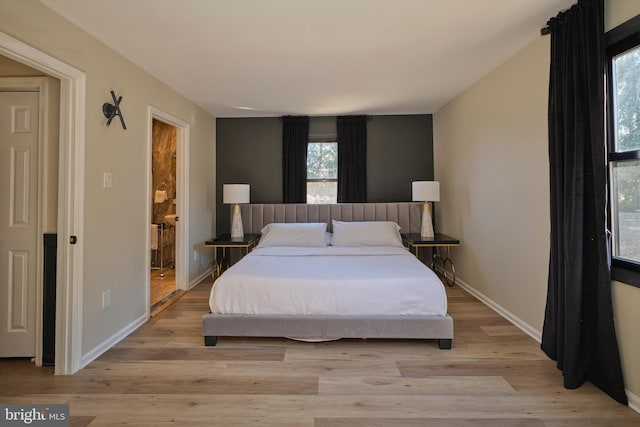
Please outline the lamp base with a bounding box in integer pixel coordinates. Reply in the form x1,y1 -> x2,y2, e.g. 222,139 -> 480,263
420,202 -> 435,239
230,204 -> 244,241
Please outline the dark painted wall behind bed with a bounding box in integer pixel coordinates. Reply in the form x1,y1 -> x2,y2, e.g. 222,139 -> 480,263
216,114 -> 434,234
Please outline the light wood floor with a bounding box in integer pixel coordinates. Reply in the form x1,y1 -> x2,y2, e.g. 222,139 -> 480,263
2,278 -> 639,426
150,267 -> 176,307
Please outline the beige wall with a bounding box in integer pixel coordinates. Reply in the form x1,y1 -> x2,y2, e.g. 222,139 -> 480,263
0,55 -> 43,77
433,0 -> 640,405
43,76 -> 60,233
0,1 -> 215,357
433,36 -> 551,336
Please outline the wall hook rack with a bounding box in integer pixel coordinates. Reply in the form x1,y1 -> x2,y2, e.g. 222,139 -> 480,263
102,89 -> 127,130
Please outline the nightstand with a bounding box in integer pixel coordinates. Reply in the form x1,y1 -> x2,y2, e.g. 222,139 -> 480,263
402,233 -> 460,287
205,233 -> 260,280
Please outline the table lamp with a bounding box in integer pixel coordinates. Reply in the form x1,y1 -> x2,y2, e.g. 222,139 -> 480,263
223,184 -> 250,241
412,181 -> 440,239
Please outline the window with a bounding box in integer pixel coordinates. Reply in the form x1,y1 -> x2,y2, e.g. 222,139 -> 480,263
306,141 -> 337,204
606,17 -> 640,287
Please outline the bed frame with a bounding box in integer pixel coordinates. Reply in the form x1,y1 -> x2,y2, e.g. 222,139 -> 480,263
202,202 -> 454,349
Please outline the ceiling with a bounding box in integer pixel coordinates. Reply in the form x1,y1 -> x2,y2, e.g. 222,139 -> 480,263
40,0 -> 574,118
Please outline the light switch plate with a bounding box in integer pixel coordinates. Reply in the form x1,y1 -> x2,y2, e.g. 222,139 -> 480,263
103,172 -> 112,188
102,290 -> 111,308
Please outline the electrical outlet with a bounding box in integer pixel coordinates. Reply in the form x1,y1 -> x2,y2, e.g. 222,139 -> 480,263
102,290 -> 111,309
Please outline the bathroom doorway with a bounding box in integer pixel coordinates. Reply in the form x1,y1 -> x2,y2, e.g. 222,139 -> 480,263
150,119 -> 179,315
147,107 -> 189,317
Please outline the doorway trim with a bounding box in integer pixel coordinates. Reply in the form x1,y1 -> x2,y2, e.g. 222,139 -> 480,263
0,32 -> 86,375
147,106 -> 189,312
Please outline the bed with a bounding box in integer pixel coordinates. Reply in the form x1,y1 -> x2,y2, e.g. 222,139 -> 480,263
202,203 -> 454,349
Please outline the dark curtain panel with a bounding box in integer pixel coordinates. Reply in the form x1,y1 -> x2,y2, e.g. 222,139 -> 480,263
337,115 -> 367,202
542,0 -> 627,405
282,115 -> 309,203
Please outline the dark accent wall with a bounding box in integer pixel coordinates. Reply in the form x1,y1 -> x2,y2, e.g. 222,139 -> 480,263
216,114 -> 433,234
216,118 -> 282,233
367,115 -> 434,202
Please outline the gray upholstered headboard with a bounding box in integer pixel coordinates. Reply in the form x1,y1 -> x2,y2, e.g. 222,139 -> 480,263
237,202 -> 422,234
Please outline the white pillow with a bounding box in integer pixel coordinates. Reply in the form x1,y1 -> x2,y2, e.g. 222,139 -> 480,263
331,220 -> 404,248
257,222 -> 328,248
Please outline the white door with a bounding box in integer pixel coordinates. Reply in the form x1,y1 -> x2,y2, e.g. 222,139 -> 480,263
0,90 -> 39,357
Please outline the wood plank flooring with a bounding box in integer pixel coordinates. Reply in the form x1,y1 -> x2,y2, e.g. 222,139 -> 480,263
150,267 -> 176,307
2,278 -> 639,426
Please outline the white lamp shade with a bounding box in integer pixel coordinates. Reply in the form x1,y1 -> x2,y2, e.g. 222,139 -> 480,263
223,184 -> 250,204
412,181 -> 440,202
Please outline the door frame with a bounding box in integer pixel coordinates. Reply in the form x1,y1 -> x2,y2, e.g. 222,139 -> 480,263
0,77 -> 48,364
0,32 -> 86,375
147,106 -> 189,310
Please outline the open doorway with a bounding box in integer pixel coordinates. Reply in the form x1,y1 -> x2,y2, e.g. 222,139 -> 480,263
150,119 -> 178,314
0,48 -> 61,371
148,108 -> 189,317
0,32 -> 86,375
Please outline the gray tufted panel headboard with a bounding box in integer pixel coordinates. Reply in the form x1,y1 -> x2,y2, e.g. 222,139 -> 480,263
236,202 -> 423,234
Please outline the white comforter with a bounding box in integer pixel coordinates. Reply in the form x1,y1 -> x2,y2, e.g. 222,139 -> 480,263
209,246 -> 447,316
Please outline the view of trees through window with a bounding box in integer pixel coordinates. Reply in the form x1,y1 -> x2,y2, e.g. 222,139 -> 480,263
611,46 -> 640,264
613,45 -> 640,152
307,142 -> 337,204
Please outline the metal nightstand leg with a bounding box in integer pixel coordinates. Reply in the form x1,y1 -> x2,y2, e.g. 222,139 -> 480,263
431,247 -> 456,287
211,247 -> 226,281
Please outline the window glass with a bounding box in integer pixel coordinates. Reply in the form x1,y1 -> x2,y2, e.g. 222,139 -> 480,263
306,181 -> 337,204
612,45 -> 640,152
307,142 -> 337,204
611,159 -> 640,264
307,142 -> 337,180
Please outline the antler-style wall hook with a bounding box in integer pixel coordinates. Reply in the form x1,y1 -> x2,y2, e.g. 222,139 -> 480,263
102,89 -> 127,130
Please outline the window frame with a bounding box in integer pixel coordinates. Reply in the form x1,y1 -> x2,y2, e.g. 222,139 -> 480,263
605,14 -> 640,288
306,136 -> 338,204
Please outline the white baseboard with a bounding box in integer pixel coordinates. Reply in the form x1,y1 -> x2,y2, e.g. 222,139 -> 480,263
189,268 -> 212,289
80,312 -> 147,368
627,389 -> 640,415
446,272 -> 542,343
